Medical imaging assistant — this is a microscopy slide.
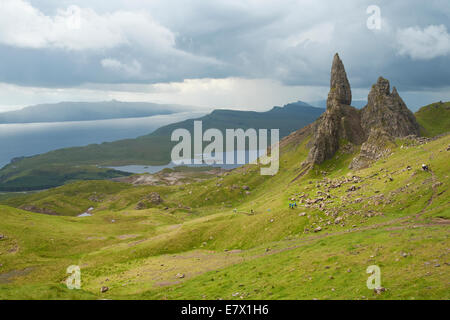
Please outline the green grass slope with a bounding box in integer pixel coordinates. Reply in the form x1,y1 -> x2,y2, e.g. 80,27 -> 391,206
0,124 -> 448,300
415,101 -> 450,137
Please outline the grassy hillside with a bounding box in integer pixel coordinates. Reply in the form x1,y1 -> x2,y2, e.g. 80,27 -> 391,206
0,102 -> 324,191
0,123 -> 448,299
415,101 -> 450,137
0,165 -> 132,192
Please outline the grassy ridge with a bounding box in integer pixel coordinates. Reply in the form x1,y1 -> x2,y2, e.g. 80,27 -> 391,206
415,101 -> 450,137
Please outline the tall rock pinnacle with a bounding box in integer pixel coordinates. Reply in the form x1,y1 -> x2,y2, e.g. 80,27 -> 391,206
307,54 -> 364,164
307,54 -> 421,167
327,53 -> 352,107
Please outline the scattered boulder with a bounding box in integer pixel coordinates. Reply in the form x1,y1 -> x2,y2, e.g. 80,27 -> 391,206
374,287 -> 386,294
135,201 -> 147,210
346,185 -> 360,192
314,227 -> 322,233
242,186 -> 250,191
334,217 -> 343,224
100,286 -> 109,293
148,192 -> 163,204
135,192 -> 163,210
89,193 -> 104,202
176,273 -> 185,279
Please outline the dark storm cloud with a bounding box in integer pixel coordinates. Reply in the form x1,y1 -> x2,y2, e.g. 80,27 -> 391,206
1,0 -> 450,92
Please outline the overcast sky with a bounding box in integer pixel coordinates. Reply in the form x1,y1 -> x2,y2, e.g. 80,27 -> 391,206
0,0 -> 449,112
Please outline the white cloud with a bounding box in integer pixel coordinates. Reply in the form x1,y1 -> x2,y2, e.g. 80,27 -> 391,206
396,24 -> 450,60
0,0 -> 175,51
101,58 -> 142,77
1,0 -> 450,94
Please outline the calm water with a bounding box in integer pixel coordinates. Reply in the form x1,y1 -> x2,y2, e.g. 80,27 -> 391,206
106,150 -> 267,173
0,112 -> 206,169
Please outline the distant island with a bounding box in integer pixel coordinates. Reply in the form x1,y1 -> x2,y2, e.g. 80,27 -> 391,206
0,100 -> 192,124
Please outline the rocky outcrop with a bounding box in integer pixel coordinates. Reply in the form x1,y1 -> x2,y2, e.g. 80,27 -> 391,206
135,192 -> 163,210
349,129 -> 395,170
348,78 -> 420,169
307,54 -> 421,167
307,54 -> 365,164
19,205 -> 58,215
307,104 -> 365,164
361,77 -> 420,137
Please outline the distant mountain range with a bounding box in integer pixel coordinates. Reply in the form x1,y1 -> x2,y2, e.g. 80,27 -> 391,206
310,99 -> 367,109
149,101 -> 324,139
0,100 -> 191,123
0,101 -> 324,191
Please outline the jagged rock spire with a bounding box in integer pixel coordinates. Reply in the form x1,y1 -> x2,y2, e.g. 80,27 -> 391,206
361,77 -> 420,137
307,54 -> 364,164
307,53 -> 421,167
369,77 -> 390,98
327,53 -> 352,107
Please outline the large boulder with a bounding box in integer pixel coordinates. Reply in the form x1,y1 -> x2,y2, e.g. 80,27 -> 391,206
148,192 -> 163,204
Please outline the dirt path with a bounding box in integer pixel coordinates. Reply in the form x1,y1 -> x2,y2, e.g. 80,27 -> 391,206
418,168 -> 440,216
0,267 -> 33,284
250,217 -> 449,261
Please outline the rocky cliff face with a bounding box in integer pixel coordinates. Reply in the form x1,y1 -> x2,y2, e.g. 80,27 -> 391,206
361,77 -> 420,137
307,54 -> 421,168
327,54 -> 352,107
307,104 -> 365,164
349,129 -> 395,170
307,54 -> 364,164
